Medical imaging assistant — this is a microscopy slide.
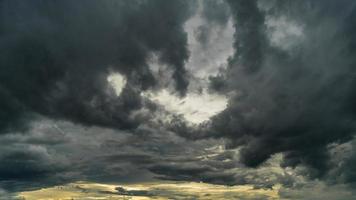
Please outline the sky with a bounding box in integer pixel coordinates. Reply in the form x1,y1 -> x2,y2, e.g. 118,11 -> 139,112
1,0 -> 356,199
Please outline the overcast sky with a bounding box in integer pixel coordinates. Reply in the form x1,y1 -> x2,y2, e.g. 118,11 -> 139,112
1,0 -> 356,199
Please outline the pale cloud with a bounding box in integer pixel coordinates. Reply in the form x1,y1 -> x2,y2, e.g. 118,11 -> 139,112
142,89 -> 227,124
139,1 -> 232,125
107,73 -> 127,96
184,0 -> 234,79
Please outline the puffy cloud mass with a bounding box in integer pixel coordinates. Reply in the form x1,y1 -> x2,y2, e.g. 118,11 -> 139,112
0,0 -> 196,134
1,0 -> 356,199
207,0 -> 356,175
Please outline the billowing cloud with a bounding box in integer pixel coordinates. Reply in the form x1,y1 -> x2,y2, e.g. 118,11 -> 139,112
1,0 -> 356,199
202,0 -> 356,178
0,0 -> 196,134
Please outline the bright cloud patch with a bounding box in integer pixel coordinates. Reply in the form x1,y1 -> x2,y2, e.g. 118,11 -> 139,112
18,181 -> 280,200
143,89 -> 227,124
107,73 -> 127,96
184,3 -> 235,78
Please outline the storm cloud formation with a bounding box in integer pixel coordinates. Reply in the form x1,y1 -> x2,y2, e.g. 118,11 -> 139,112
2,0 -> 356,199
0,0 -> 196,134
206,0 -> 356,177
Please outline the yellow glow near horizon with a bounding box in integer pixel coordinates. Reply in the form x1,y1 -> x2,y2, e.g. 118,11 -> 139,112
18,181 -> 280,200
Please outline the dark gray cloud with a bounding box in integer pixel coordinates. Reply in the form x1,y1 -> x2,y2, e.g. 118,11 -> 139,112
226,0 -> 266,73
114,186 -> 153,197
203,0 -> 356,178
0,118 -> 228,191
2,0 -> 356,198
0,0 -> 196,134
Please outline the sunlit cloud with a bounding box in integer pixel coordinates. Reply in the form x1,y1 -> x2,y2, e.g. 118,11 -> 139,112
107,73 -> 127,96
18,181 -> 280,200
142,89 -> 227,124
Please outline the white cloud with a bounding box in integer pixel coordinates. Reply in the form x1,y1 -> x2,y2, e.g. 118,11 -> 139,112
184,1 -> 235,79
107,73 -> 126,96
143,89 -> 227,124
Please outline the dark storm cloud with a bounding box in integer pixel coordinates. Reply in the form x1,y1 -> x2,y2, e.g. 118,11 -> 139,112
0,144 -> 70,191
0,0 -> 196,133
0,146 -> 64,183
226,0 -> 266,73
147,151 -> 297,188
199,0 -> 356,179
0,120 -> 74,192
3,0 -> 356,197
327,138 -> 356,185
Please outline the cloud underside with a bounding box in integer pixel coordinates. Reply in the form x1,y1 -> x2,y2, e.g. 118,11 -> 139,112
1,0 -> 356,199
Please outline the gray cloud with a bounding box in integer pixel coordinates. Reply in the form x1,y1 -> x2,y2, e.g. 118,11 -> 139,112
0,0 -> 196,134
2,1 -> 356,198
198,0 -> 356,178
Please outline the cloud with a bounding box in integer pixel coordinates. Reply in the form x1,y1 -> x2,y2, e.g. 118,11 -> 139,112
107,73 -> 127,96
0,188 -> 17,200
194,0 -> 356,179
143,89 -> 227,124
279,181 -> 356,200
184,0 -> 234,79
2,0 -> 356,198
0,0 -> 196,134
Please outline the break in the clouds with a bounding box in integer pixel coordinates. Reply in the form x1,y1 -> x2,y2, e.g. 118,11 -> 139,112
2,0 -> 356,199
